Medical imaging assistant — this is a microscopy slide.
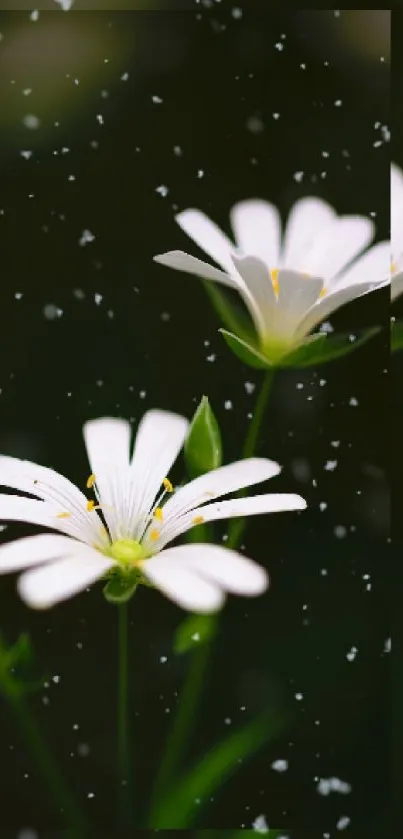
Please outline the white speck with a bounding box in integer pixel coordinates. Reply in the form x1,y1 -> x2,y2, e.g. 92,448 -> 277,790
121,72 -> 129,81
43,304 -> 63,320
152,95 -> 163,104
334,99 -> 343,107
319,502 -> 327,511
295,692 -> 303,701
252,814 -> 269,833
18,831 -> 38,839
272,112 -> 280,120
206,353 -> 216,362
68,175 -> 76,181
160,656 -> 167,663
224,400 -> 233,410
53,0 -> 74,8
232,7 -> 242,18
96,114 -> 104,125
22,89 -> 32,97
156,185 -> 168,197
52,674 -> 61,684
346,646 -> 358,662
246,115 -> 264,133
271,758 -> 288,772
324,460 -> 337,472
20,150 -> 33,160
87,792 -> 95,799
30,10 -> 40,21
197,169 -> 204,178
336,816 -> 351,830
191,632 -> 200,641
22,114 -> 41,130
79,229 -> 95,247
274,42 -> 284,51
294,171 -> 304,182
77,742 -> 90,757
224,717 -> 232,724
173,145 -> 183,156
72,723 -> 79,730
244,381 -> 255,394
94,293 -> 103,305
334,525 -> 347,539
319,378 -> 327,386
384,637 -> 391,653
349,397 -> 359,407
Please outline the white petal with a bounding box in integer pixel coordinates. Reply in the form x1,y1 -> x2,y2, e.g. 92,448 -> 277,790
154,543 -> 268,596
281,197 -> 336,272
391,163 -> 403,257
128,410 -> 189,537
159,458 -> 281,525
295,281 -> 386,340
274,270 -> 324,340
176,209 -> 236,273
149,493 -> 306,551
0,494 -> 101,543
0,533 -> 80,574
153,250 -> 235,287
334,241 -> 390,289
0,455 -> 100,543
308,217 -> 374,283
231,254 -> 277,342
230,200 -> 281,267
18,548 -> 114,609
143,551 -> 224,613
83,417 -> 132,540
391,271 -> 403,302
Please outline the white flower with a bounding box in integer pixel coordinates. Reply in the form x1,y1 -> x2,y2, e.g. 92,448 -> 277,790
0,410 -> 306,612
391,163 -> 403,301
154,197 -> 389,362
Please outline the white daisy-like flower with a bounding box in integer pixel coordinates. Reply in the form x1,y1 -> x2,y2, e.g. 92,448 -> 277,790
391,163 -> 403,301
0,410 -> 306,612
154,197 -> 389,363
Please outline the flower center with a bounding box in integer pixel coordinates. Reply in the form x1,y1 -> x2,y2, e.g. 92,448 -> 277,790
109,538 -> 145,567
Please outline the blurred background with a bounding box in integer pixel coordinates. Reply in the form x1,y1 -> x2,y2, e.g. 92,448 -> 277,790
0,5 -> 390,836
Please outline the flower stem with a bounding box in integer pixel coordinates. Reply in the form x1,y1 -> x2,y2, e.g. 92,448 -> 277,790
6,688 -> 86,834
148,370 -> 275,824
227,368 -> 275,549
118,601 -> 132,827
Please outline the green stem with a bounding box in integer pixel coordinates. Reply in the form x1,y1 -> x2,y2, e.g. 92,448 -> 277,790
118,601 -> 132,827
227,368 -> 275,549
7,689 -> 86,834
148,637 -> 212,824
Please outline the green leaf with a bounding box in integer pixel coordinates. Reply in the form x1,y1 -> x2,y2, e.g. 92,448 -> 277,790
278,326 -> 381,368
202,280 -> 253,340
391,318 -> 403,352
230,831 -> 286,839
185,396 -> 223,479
103,574 -> 138,604
150,708 -> 289,828
220,330 -> 272,369
173,613 -> 218,655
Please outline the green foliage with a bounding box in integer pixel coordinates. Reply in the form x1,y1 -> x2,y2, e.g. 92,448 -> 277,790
173,613 -> 218,654
185,396 -> 223,479
391,318 -> 403,352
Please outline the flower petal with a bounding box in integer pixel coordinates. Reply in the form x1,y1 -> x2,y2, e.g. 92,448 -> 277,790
142,551 -> 225,613
334,241 -> 390,289
0,494 -> 104,544
295,281 -> 386,339
176,209 -> 236,273
300,217 -> 374,283
154,543 -> 268,596
231,254 -> 277,342
0,455 -> 100,543
0,533 -> 79,574
153,250 -> 235,287
281,197 -> 336,272
147,492 -> 306,551
17,548 -> 114,609
83,417 -> 132,539
392,271 -> 403,302
159,458 -> 281,526
391,163 -> 403,260
273,270 -> 324,341
230,199 -> 281,267
128,410 -> 189,537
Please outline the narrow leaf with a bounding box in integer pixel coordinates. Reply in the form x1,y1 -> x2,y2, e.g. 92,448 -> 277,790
220,330 -> 272,369
174,613 -> 218,655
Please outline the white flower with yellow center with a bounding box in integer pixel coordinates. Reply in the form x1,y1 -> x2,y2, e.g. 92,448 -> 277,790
391,163 -> 403,301
154,197 -> 389,363
0,410 -> 306,612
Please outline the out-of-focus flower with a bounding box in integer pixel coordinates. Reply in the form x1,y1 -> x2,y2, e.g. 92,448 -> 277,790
391,163 -> 403,302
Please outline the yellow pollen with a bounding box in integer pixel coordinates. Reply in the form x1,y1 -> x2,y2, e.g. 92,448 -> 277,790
86,473 -> 96,489
56,511 -> 72,519
86,499 -> 97,512
154,507 -> 164,521
149,528 -> 160,541
163,477 -> 173,493
270,268 -> 279,294
192,515 -> 205,525
391,260 -> 397,274
319,288 -> 327,298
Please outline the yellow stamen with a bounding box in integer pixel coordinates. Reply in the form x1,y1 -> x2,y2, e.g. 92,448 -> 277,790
86,473 -> 96,489
391,260 -> 397,275
319,288 -> 327,298
163,477 -> 173,493
149,528 -> 160,541
56,511 -> 72,519
86,499 -> 97,512
270,268 -> 279,294
154,507 -> 164,521
192,515 -> 205,525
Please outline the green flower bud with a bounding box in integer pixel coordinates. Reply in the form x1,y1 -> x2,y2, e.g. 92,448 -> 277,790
184,396 -> 223,479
